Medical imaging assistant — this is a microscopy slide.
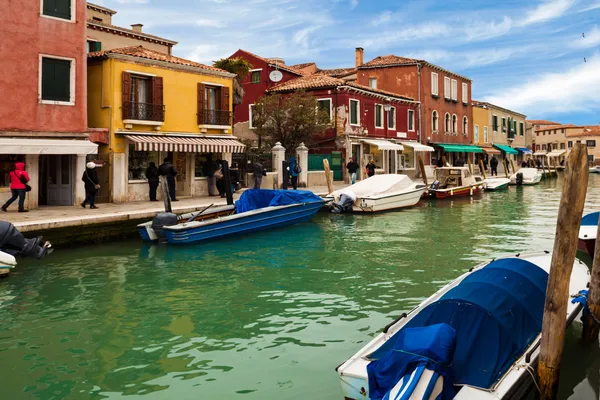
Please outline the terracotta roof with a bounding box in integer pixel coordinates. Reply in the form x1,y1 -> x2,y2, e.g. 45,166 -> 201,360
359,54 -> 471,82
527,119 -> 562,126
579,126 -> 600,136
87,20 -> 178,45
88,46 -> 232,75
471,100 -> 526,118
87,2 -> 117,15
291,62 -> 317,69
318,67 -> 357,78
236,49 -> 305,76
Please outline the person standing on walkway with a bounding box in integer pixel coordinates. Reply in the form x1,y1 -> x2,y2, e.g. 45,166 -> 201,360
202,155 -> 218,196
253,160 -> 265,189
230,162 -> 241,193
346,157 -> 359,184
145,162 -> 159,202
366,159 -> 377,178
158,158 -> 178,201
2,161 -> 30,213
490,155 -> 499,176
81,162 -> 100,209
289,156 -> 300,190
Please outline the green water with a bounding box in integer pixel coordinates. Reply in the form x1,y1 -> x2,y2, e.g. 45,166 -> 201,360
2,175 -> 600,400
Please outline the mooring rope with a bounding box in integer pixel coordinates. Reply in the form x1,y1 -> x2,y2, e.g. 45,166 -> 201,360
572,290 -> 600,325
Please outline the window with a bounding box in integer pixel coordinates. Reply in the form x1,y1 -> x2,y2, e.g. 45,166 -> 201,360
249,104 -> 256,129
536,145 -> 540,151
0,155 -> 23,188
194,153 -> 216,177
42,0 -> 73,21
444,77 -> 451,99
492,115 -> 498,131
553,143 -> 558,150
474,125 -> 479,142
444,113 -> 450,133
408,110 -> 415,131
40,56 -> 73,104
87,40 -> 101,53
483,126 -> 488,143
589,155 -> 595,165
432,110 -> 438,132
369,78 -> 377,89
350,99 -> 360,126
431,72 -> 439,96
375,104 -> 384,128
542,144 -> 547,150
452,114 -> 457,134
519,122 -> 524,136
502,117 -> 507,133
92,16 -> 103,22
250,70 -> 261,84
462,82 -> 468,103
451,79 -> 458,101
128,144 -> 159,181
388,107 -> 396,130
568,141 -> 573,148
560,143 -> 566,150
317,99 -> 332,121
587,140 -> 596,148
462,116 -> 468,135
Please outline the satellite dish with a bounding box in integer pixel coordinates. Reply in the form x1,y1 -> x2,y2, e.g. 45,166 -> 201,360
269,70 -> 283,83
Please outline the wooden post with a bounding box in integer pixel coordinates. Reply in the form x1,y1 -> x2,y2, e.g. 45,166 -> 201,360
510,159 -> 517,174
504,159 -> 510,178
479,159 -> 487,180
323,159 -> 334,195
468,157 -> 473,174
538,143 -> 589,400
418,155 -> 428,186
222,160 -> 233,205
582,218 -> 600,345
282,160 -> 288,190
161,177 -> 172,213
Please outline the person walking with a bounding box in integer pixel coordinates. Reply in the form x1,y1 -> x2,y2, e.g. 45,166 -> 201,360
346,157 -> 359,184
230,162 -> 241,194
366,159 -> 377,178
158,158 -> 178,201
2,161 -> 30,213
215,160 -> 225,197
253,160 -> 265,189
145,162 -> 159,201
490,155 -> 499,176
289,156 -> 300,190
81,162 -> 100,209
202,155 -> 218,196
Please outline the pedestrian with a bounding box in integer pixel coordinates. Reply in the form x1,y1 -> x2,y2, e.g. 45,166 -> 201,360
455,157 -> 465,167
253,160 -> 265,189
146,161 -> 159,201
289,156 -> 300,190
436,158 -> 444,168
346,157 -> 359,184
230,162 -> 241,193
1,161 -> 30,213
202,155 -> 219,196
215,160 -> 226,197
560,159 -> 565,167
490,155 -> 499,176
158,158 -> 178,201
366,159 -> 376,178
81,162 -> 100,209
521,160 -> 528,168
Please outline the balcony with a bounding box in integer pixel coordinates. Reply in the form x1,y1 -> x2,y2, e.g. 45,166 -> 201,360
123,102 -> 165,129
198,109 -> 232,130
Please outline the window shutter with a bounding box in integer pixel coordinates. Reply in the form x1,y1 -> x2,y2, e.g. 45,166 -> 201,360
122,72 -> 131,110
221,86 -> 230,111
152,77 -> 163,105
198,83 -> 206,124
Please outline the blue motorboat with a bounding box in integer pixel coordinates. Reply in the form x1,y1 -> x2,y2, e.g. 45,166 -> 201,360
139,190 -> 325,245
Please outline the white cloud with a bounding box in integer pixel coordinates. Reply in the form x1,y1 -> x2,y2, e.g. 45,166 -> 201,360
484,54 -> 600,115
578,1 -> 600,12
115,0 -> 149,3
464,17 -> 513,41
371,11 -> 392,26
293,26 -> 321,48
196,19 -> 226,28
571,26 -> 600,48
520,0 -> 576,26
349,0 -> 358,10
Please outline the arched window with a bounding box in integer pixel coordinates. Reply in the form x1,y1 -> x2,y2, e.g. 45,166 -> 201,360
463,116 -> 468,135
452,114 -> 457,134
432,110 -> 438,132
445,113 -> 450,133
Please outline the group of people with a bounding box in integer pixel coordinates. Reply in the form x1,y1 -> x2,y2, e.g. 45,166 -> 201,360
346,158 -> 377,184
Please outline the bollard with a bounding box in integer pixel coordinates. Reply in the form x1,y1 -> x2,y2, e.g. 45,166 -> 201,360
323,159 -> 334,195
479,159 -> 487,180
282,160 -> 288,190
418,155 -> 428,186
221,160 -> 233,206
504,158 -> 510,178
538,143 -> 589,400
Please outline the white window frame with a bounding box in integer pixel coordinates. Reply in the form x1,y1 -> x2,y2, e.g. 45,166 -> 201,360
408,109 -> 415,132
463,116 -> 468,135
388,106 -> 396,130
444,112 -> 450,133
375,104 -> 384,129
431,72 -> 438,96
249,104 -> 256,129
474,124 -> 479,142
317,98 -> 333,122
444,77 -> 451,99
39,54 -> 76,106
432,110 -> 438,132
483,126 -> 488,143
40,0 -> 76,23
349,99 -> 360,126
369,78 -> 377,89
462,82 -> 468,103
451,79 -> 458,101
250,69 -> 262,84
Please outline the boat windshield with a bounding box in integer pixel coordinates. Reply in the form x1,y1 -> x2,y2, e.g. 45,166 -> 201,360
435,169 -> 463,189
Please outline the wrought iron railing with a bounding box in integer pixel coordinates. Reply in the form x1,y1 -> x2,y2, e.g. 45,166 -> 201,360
198,109 -> 231,126
123,101 -> 165,122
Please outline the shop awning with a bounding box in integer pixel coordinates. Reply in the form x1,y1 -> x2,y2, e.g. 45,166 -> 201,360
361,139 -> 404,151
124,134 -> 246,153
400,141 -> 435,152
480,146 -> 501,155
436,144 -> 483,153
516,147 -> 533,154
493,144 -> 519,155
0,138 -> 98,155
534,151 -> 547,156
547,150 -> 566,157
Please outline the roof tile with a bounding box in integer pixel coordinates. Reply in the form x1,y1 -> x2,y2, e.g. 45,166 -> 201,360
527,119 -> 562,125
236,49 -> 306,76
359,54 -> 471,81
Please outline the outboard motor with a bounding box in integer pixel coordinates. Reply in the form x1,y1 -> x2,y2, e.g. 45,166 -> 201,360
516,172 -> 524,186
430,180 -> 441,190
151,212 -> 178,239
0,221 -> 52,259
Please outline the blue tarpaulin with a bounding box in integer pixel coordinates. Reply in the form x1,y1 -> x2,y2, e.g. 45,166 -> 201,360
368,258 -> 548,394
581,211 -> 600,226
235,189 -> 324,213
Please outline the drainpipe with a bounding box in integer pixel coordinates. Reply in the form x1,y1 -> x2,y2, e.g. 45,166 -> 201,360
100,59 -> 114,202
417,63 -> 422,144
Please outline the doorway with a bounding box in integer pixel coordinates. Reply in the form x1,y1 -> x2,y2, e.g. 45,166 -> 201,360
174,152 -> 187,197
40,155 -> 74,206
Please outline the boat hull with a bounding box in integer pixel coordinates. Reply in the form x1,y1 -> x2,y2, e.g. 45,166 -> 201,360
429,184 -> 484,199
353,187 -> 426,212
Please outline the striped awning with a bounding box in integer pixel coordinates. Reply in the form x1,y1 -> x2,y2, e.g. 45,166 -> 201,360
124,135 -> 246,153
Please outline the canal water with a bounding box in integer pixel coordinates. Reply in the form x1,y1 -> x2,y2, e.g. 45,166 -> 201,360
2,174 -> 600,400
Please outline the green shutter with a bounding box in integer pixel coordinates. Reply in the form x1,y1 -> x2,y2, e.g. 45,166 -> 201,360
43,0 -> 71,19
42,58 -> 71,102
350,101 -> 358,124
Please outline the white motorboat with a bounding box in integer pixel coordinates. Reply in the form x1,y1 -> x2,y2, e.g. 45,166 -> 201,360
336,253 -> 589,400
0,251 -> 17,278
327,175 -> 426,213
429,167 -> 484,199
484,177 -> 511,191
589,166 -> 600,173
510,168 -> 543,185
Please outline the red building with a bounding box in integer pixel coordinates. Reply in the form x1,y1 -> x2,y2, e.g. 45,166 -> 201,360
0,0 -> 97,209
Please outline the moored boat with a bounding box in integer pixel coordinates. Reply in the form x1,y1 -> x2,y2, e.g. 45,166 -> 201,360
428,167 -> 484,199
589,166 -> 600,173
484,177 -> 511,191
326,175 -> 426,213
336,253 -> 589,400
509,168 -> 543,185
578,211 -> 599,258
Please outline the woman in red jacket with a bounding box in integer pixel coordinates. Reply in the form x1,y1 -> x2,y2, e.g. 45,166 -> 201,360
2,161 -> 30,213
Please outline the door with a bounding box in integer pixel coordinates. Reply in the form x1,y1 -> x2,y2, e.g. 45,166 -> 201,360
331,152 -> 343,181
46,155 -> 73,206
174,152 -> 187,197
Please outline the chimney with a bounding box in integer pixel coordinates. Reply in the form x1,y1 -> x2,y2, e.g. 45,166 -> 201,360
355,47 -> 364,68
131,24 -> 143,33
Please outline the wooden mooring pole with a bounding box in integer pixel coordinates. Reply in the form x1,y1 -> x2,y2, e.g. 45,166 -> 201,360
161,177 -> 172,213
510,159 -> 517,175
323,159 -> 334,195
582,219 -> 600,345
538,143 -> 589,400
504,158 -> 510,178
418,155 -> 428,187
468,157 -> 473,175
479,159 -> 487,180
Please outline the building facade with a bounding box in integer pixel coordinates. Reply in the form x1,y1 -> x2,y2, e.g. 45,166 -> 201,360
533,124 -> 571,166
87,46 -> 244,203
566,126 -> 600,166
0,0 -> 98,210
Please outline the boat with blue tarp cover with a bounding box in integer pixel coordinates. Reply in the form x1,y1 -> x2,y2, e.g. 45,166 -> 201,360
155,189 -> 325,244
336,253 -> 589,400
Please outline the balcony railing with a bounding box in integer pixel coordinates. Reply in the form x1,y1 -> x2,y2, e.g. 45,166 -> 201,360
198,109 -> 231,126
123,101 -> 165,122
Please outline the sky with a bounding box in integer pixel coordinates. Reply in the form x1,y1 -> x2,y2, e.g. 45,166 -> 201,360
97,0 -> 600,125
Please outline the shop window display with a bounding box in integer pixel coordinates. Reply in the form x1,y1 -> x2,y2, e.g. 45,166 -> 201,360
128,145 -> 159,181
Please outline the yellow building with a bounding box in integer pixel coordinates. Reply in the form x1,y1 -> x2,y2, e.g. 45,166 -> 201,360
88,46 -> 244,203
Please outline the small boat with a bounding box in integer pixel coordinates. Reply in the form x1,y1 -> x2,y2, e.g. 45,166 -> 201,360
589,166 -> 600,173
509,168 -> 543,185
484,177 -> 511,191
326,175 -> 426,213
151,190 -> 325,245
336,253 -> 589,400
578,211 -> 599,258
0,221 -> 53,278
428,167 -> 484,199
0,251 -> 17,278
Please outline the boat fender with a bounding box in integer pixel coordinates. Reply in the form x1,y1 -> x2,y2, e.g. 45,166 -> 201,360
470,187 -> 473,196
382,313 -> 407,334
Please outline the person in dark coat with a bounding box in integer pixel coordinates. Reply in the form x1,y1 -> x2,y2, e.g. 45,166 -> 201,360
521,160 -> 528,168
490,155 -> 499,176
436,158 -> 444,168
81,162 -> 100,209
215,160 -> 226,197
253,160 -> 265,189
202,155 -> 218,196
346,157 -> 359,184
289,156 -> 300,190
158,158 -> 178,201
230,162 -> 241,194
455,157 -> 465,167
366,159 -> 377,178
146,162 -> 159,201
